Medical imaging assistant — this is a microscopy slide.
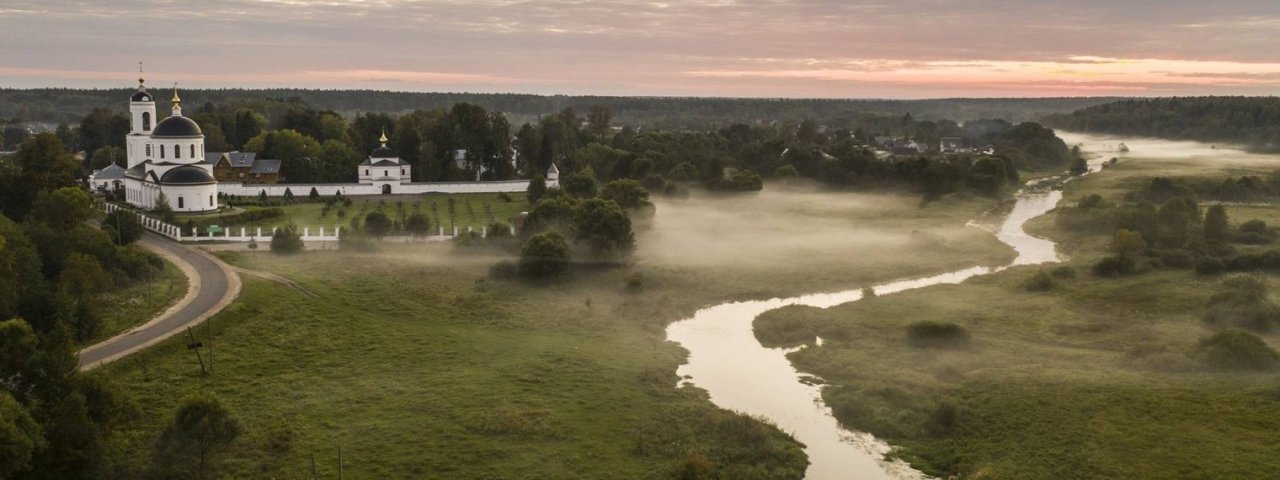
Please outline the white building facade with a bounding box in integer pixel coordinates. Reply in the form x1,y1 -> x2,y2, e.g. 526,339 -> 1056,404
121,78 -> 219,212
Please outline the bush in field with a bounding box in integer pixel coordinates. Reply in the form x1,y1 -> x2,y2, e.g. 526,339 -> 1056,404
1193,329 -> 1279,371
364,211 -> 392,238
1092,255 -> 1135,278
1204,205 -> 1229,244
404,212 -> 431,237
1023,270 -> 1055,291
1195,257 -> 1225,275
572,198 -> 635,263
488,260 -> 518,281
151,394 -> 241,479
519,232 -> 570,280
269,224 -> 303,254
1050,266 -> 1077,279
486,222 -> 511,239
1203,275 -> 1280,332
1236,220 -> 1277,245
906,321 -> 971,349
1112,229 -> 1147,257
1158,250 -> 1195,269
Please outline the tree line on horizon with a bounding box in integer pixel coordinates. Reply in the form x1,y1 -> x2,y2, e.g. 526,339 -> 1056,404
0,87 -> 1118,133
1043,97 -> 1280,151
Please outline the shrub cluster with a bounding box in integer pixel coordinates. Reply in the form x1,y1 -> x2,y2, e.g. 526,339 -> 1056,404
906,321 -> 971,349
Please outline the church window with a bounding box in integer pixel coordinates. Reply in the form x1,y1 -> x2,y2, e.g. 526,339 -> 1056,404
365,169 -> 369,176
190,145 -> 195,157
401,168 -> 405,175
178,197 -> 184,209
160,146 -> 165,159
209,195 -> 214,206
142,112 -> 151,130
174,144 -> 181,159
384,170 -> 389,176
146,144 -> 152,156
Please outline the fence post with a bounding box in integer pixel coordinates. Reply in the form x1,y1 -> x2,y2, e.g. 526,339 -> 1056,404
257,227 -> 262,237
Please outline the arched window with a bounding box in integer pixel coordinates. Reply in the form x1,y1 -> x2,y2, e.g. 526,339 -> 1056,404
209,195 -> 214,206
190,144 -> 195,158
178,197 -> 184,209
146,144 -> 152,156
365,169 -> 369,176
160,146 -> 165,159
174,145 -> 181,159
142,112 -> 151,131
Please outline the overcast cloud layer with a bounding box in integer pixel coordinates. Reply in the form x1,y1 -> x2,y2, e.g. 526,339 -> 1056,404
2,0 -> 1279,98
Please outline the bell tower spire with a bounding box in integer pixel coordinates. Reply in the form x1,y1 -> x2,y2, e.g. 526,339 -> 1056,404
171,83 -> 183,116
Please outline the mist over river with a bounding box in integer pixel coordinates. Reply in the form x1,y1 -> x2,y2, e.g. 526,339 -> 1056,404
666,132 -> 1128,479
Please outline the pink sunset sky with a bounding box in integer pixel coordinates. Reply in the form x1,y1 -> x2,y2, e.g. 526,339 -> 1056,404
2,0 -> 1279,98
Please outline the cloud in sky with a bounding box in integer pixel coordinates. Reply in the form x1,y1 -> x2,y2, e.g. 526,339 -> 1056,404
1,0 -> 1279,98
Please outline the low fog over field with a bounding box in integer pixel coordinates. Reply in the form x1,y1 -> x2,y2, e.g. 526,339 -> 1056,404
637,184 -> 1014,294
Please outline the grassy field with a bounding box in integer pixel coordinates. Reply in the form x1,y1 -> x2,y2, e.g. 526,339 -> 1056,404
756,135 -> 1280,478
181,192 -> 530,233
92,255 -> 187,344
94,184 -> 1016,479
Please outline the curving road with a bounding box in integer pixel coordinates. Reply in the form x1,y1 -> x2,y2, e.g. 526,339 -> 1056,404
78,233 -> 241,371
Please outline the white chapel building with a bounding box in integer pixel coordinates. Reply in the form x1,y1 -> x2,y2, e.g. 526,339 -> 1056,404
121,77 -> 219,212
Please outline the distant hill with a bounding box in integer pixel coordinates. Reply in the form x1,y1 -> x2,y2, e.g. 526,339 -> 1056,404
0,88 -> 1119,128
1043,97 -> 1280,150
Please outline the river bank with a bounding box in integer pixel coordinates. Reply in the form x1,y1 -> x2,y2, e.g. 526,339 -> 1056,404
751,132 -> 1280,478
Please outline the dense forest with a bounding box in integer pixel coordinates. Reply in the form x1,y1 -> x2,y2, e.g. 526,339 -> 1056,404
0,132 -> 241,480
32,90 -> 1075,203
0,88 -> 1118,130
1043,97 -> 1280,149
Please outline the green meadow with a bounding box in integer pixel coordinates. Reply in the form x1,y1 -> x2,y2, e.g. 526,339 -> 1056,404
755,144 -> 1280,478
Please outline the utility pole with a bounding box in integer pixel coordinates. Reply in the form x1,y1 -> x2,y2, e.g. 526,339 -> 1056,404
186,326 -> 206,374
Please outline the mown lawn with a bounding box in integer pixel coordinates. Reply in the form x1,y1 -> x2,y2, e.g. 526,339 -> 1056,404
95,184 -> 1016,479
181,192 -> 530,234
755,134 -> 1280,478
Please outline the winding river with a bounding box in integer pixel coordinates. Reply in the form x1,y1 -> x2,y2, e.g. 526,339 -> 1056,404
666,135 -> 1111,479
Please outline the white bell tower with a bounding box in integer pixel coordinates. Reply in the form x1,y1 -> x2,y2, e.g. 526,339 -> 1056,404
127,64 -> 156,168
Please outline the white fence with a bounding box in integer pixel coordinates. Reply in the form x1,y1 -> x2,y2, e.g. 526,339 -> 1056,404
217,180 -> 533,197
104,203 -> 515,244
105,202 -> 339,243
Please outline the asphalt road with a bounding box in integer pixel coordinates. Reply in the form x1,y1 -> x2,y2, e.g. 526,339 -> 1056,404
78,233 -> 239,370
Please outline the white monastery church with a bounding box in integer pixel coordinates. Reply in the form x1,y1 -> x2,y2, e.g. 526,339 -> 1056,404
106,76 -> 556,214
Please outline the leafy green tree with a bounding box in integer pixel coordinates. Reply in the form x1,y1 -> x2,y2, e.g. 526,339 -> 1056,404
527,175 -> 547,205
1205,205 -> 1229,244
523,196 -> 576,235
270,224 -> 304,254
563,167 -> 598,199
36,391 -> 103,479
968,157 -> 1007,196
1112,229 -> 1147,258
29,187 -> 94,231
244,129 -> 323,182
13,133 -> 79,191
59,253 -> 111,341
600,179 -> 650,210
0,392 -> 40,478
364,211 -> 392,238
587,105 -> 613,143
519,232 -> 570,280
405,212 -> 431,237
0,318 -> 37,382
89,146 -> 125,170
153,193 -> 176,224
572,198 -> 634,262
152,394 -> 241,480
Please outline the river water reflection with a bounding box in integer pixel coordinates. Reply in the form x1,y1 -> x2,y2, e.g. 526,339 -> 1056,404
667,142 -> 1106,479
